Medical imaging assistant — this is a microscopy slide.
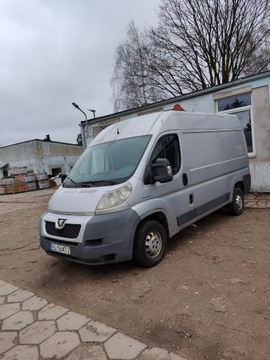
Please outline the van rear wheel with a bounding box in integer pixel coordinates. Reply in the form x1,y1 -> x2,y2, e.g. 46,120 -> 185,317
133,220 -> 167,267
229,187 -> 244,216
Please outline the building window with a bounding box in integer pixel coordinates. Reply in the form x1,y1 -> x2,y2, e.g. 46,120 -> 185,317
217,93 -> 251,111
216,92 -> 253,153
51,167 -> 62,177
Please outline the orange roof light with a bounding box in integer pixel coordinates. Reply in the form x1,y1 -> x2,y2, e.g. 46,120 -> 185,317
173,104 -> 185,111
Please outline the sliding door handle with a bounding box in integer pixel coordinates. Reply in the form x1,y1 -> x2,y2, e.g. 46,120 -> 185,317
182,173 -> 188,186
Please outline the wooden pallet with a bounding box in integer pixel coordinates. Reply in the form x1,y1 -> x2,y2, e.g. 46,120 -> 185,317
5,183 -> 27,194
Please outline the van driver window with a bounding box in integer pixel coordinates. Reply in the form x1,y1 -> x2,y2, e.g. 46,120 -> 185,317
150,134 -> 181,175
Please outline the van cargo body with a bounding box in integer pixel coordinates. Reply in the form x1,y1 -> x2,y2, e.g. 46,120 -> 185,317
39,110 -> 251,267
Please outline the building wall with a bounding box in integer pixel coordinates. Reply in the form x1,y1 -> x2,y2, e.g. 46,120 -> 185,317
0,140 -> 83,178
249,86 -> 270,191
251,86 -> 270,161
176,82 -> 270,191
0,141 -> 39,177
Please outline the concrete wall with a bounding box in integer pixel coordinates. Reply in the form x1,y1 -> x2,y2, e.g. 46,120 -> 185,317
251,86 -> 270,161
0,140 -> 83,177
249,85 -> 270,191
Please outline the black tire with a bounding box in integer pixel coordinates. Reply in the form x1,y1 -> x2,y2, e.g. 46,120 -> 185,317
133,220 -> 167,268
228,187 -> 244,216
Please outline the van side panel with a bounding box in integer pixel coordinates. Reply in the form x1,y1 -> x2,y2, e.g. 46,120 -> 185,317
180,131 -> 228,219
178,129 -> 249,225
219,130 -> 251,194
219,131 -> 249,171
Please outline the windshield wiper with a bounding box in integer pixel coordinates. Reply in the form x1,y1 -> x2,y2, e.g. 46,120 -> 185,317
79,180 -> 118,187
64,178 -> 119,188
63,176 -> 79,187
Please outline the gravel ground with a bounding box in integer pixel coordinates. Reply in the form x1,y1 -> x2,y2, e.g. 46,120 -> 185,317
0,189 -> 269,360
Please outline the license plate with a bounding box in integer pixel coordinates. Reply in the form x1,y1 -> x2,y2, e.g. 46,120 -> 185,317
50,243 -> 71,255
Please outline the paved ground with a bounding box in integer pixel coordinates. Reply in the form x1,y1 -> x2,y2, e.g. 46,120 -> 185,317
0,279 -> 186,360
244,192 -> 270,208
0,191 -> 269,359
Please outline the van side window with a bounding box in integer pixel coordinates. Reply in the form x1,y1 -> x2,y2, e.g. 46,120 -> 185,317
150,134 -> 181,175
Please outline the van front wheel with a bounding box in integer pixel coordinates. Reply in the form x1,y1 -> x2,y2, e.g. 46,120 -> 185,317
133,220 -> 167,267
229,188 -> 244,216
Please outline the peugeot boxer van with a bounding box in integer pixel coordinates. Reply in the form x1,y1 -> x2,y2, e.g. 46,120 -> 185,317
39,110 -> 251,267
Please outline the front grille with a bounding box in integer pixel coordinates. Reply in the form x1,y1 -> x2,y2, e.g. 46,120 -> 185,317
45,221 -> 81,239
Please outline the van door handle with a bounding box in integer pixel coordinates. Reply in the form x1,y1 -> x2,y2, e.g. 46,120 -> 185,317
182,173 -> 188,186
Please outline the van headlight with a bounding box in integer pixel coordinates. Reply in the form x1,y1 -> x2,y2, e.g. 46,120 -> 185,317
96,181 -> 132,212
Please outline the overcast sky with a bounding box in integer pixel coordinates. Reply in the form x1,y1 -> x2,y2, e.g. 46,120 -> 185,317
0,0 -> 161,146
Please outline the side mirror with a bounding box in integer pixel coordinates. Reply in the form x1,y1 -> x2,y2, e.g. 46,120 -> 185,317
151,158 -> 173,183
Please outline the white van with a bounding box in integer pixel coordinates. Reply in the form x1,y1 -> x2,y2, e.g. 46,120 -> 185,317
39,109 -> 251,267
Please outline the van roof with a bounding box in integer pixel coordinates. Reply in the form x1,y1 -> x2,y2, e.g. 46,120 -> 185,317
90,110 -> 242,146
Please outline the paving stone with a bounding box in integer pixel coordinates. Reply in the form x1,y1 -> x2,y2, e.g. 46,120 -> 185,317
2,310 -> 34,330
40,331 -> 80,358
7,289 -> 35,303
20,320 -> 57,344
104,332 -> 147,360
3,345 -> 39,360
0,303 -> 20,320
38,303 -> 69,320
57,311 -> 88,331
0,296 -> 5,305
65,344 -> 107,360
22,295 -> 48,311
138,347 -> 171,360
245,201 -> 256,207
79,320 -> 116,343
0,331 -> 17,354
258,200 -> 267,207
0,283 -> 19,296
245,199 -> 270,209
0,280 -> 7,287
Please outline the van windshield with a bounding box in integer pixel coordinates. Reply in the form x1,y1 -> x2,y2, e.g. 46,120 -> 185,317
64,135 -> 151,187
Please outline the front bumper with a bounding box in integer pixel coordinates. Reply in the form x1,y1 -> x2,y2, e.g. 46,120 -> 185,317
39,208 -> 140,265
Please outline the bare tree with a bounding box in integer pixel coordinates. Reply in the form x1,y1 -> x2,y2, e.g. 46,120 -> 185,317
150,0 -> 270,92
111,21 -> 163,111
243,20 -> 270,76
112,0 -> 270,111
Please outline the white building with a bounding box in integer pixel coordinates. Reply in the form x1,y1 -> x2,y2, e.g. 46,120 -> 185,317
0,138 -> 83,179
80,71 -> 270,192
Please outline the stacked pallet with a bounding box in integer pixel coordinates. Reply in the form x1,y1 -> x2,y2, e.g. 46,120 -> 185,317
9,167 -> 28,177
36,173 -> 50,189
0,186 -> 5,195
0,178 -> 27,194
13,167 -> 34,193
25,173 -> 38,191
0,168 -> 51,195
5,183 -> 27,194
0,178 -> 14,194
